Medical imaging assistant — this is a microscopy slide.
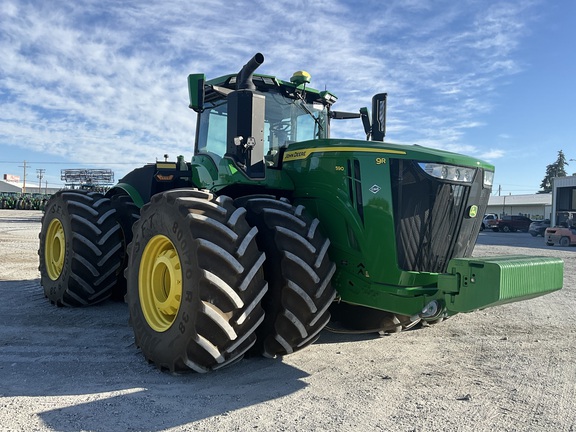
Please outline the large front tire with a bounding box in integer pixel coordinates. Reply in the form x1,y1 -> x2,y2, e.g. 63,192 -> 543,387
126,189 -> 267,372
236,196 -> 337,358
39,190 -> 124,306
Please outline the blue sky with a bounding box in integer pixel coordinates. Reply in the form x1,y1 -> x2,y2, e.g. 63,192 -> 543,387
1,0 -> 574,194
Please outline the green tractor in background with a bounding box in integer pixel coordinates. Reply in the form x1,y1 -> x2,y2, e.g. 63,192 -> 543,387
1,192 -> 19,209
38,53 -> 563,373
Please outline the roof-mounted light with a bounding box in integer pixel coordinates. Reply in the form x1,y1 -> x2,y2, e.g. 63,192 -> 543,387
319,90 -> 338,104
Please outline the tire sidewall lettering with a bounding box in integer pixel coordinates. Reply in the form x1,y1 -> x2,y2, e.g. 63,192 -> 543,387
140,213 -> 155,236
128,201 -> 199,362
168,218 -> 193,334
170,219 -> 192,279
185,269 -> 193,280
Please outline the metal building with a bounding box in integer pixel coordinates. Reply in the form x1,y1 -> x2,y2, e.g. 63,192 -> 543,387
551,176 -> 576,226
486,193 -> 552,221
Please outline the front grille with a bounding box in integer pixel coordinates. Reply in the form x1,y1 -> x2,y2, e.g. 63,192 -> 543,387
390,159 -> 489,273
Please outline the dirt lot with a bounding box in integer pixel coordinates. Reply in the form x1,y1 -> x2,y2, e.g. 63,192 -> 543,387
1,209 -> 575,432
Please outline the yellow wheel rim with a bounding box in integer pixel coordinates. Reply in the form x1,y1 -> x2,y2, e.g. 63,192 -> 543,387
45,218 -> 66,281
139,235 -> 183,332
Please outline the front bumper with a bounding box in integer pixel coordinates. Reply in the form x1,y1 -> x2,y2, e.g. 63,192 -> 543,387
438,255 -> 563,313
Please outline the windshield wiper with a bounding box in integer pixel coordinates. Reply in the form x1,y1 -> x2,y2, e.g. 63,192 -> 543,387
295,93 -> 324,132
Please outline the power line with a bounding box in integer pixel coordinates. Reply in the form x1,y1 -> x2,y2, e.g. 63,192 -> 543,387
0,161 -> 142,165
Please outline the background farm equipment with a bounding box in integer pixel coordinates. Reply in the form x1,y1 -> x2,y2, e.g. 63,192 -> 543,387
0,192 -> 18,209
0,192 -> 51,210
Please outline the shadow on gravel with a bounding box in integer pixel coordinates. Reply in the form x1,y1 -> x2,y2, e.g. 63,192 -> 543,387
0,217 -> 43,223
36,359 -> 308,432
315,328 -> 382,345
0,279 -> 308,431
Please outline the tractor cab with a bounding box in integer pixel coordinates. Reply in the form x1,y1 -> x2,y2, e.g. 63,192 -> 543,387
189,54 -> 331,178
193,72 -> 330,171
188,53 -> 386,181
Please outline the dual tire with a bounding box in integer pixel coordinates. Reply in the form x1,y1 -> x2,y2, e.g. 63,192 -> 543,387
39,188 -> 337,372
127,192 -> 337,371
39,190 -> 124,306
126,189 -> 268,372
236,196 -> 337,358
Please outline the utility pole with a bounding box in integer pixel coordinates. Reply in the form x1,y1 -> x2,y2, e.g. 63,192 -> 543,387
19,160 -> 30,193
36,169 -> 45,193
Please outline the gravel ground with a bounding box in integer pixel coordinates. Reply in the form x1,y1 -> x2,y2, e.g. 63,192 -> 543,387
0,209 -> 575,432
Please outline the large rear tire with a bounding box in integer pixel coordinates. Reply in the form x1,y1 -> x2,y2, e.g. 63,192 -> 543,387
236,196 -> 337,358
126,189 -> 267,372
39,190 -> 124,306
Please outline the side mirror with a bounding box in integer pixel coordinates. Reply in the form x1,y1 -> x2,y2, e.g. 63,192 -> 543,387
371,93 -> 387,141
359,107 -> 371,139
188,73 -> 205,112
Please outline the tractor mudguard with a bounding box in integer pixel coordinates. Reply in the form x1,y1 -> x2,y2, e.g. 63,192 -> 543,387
108,182 -> 145,208
108,159 -> 198,207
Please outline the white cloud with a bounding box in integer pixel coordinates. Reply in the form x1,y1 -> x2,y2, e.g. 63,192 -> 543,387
0,0 -> 539,177
479,149 -> 506,160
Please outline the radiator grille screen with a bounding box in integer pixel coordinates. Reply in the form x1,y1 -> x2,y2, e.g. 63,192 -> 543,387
390,159 -> 488,273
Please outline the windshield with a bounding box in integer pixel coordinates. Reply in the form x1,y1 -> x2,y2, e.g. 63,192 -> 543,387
196,91 -> 328,165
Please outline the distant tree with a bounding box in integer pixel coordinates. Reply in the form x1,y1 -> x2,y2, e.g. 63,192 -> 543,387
539,150 -> 568,193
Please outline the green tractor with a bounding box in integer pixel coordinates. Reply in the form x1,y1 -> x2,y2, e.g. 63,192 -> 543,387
1,192 -> 19,209
38,53 -> 563,373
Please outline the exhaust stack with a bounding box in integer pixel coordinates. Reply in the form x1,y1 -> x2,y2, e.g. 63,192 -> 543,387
236,53 -> 264,90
